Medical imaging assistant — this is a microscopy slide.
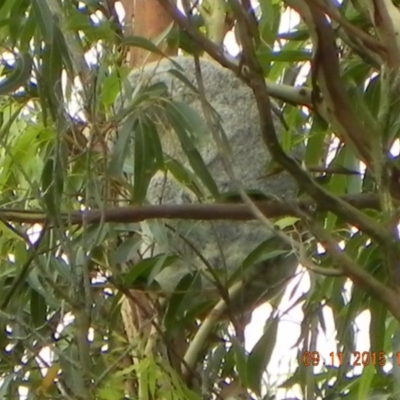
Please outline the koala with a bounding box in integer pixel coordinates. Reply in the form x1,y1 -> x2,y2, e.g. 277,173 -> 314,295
118,56 -> 300,316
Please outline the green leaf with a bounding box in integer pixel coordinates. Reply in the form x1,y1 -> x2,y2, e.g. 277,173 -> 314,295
100,68 -> 131,107
164,272 -> 202,330
168,101 -> 208,141
166,102 -> 219,199
112,236 -> 142,264
165,157 -> 203,199
241,237 -> 289,270
41,158 -> 56,215
30,289 -> 47,329
31,0 -> 54,43
257,49 -> 312,63
53,24 -> 75,75
167,68 -> 199,94
59,344 -> 86,397
168,24 -> 204,56
133,119 -> 160,204
19,10 -> 36,52
0,52 -> 32,95
8,0 -> 31,45
40,150 -> 64,217
274,216 -> 300,230
232,338 -> 249,388
357,363 -> 375,399
40,33 -> 64,120
145,118 -> 164,169
109,114 -> 135,176
247,315 -> 279,395
121,35 -> 167,58
120,254 -> 179,288
65,8 -> 113,42
258,0 -> 281,68
305,118 -> 328,167
369,299 -> 387,373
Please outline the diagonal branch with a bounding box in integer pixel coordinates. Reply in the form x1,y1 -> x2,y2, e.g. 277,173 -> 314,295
226,0 -> 400,322
157,0 -> 392,246
287,0 -> 374,165
303,214 -> 400,321
369,0 -> 400,68
307,0 -> 387,59
157,0 -> 315,108
228,0 -> 391,246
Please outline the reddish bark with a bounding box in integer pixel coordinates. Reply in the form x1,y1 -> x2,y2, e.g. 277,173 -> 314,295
124,0 -> 177,67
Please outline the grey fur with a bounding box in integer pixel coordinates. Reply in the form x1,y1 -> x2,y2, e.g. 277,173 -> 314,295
120,56 -> 299,312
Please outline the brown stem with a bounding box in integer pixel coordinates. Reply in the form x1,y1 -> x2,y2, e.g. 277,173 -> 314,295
0,193 -> 385,225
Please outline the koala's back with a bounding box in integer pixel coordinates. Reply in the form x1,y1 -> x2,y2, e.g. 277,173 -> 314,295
122,57 -> 298,295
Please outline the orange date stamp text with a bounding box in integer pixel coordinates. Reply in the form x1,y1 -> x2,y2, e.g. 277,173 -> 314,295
301,351 -> 394,367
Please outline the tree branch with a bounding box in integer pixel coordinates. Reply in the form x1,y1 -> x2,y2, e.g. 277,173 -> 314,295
157,0 -> 315,108
304,215 -> 400,321
0,193 -> 383,225
228,0 -> 393,246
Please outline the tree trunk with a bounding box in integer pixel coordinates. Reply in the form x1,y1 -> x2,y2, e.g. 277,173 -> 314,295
125,0 -> 177,67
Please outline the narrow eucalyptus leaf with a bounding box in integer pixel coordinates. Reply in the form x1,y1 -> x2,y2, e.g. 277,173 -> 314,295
145,118 -> 164,169
109,115 -> 135,176
166,103 -> 219,198
134,120 -> 158,204
247,316 -> 280,395
7,0 -> 31,45
241,237 -> 289,270
165,157 -> 203,198
30,289 -> 47,329
257,49 -> 312,63
100,68 -> 130,107
357,364 -> 375,399
369,299 -> 387,374
121,35 -> 166,56
31,0 -> 54,43
169,101 -> 208,140
112,236 -> 141,265
19,12 -> 36,52
232,339 -> 249,388
53,24 -> 74,75
41,158 -> 56,215
59,345 -> 85,397
41,37 -> 64,119
120,255 -> 178,287
164,272 -> 202,330
166,68 -> 199,94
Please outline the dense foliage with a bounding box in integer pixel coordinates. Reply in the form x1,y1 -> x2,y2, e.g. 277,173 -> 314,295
0,0 -> 400,399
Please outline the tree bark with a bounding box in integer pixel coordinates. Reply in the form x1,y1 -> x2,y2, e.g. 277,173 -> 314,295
126,0 -> 177,67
